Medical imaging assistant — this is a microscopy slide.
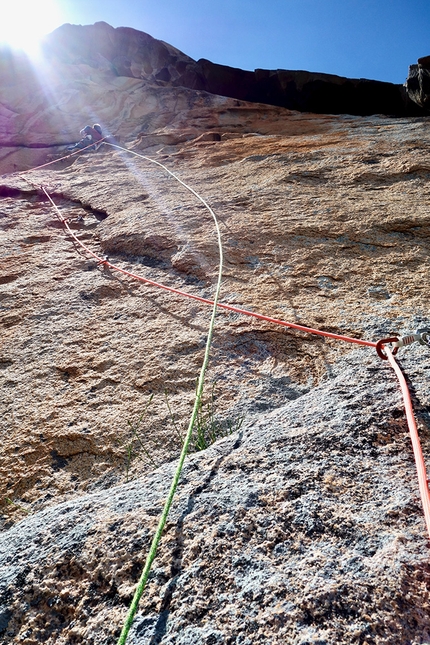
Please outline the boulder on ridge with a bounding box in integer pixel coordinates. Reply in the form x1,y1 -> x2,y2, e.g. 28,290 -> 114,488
406,55 -> 430,110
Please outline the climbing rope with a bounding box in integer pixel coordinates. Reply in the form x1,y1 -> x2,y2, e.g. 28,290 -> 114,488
9,137 -> 109,176
385,346 -> 430,538
39,167 -> 430,545
37,174 -> 224,645
113,146 -> 224,645
40,184 -> 378,350
15,141 -> 430,642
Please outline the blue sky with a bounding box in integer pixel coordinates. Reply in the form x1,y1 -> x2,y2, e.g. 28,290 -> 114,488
6,1 -> 430,84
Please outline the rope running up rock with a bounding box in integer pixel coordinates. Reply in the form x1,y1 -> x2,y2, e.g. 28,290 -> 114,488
18,141 -> 430,643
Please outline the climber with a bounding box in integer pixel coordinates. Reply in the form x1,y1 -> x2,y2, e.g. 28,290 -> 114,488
67,124 -> 103,151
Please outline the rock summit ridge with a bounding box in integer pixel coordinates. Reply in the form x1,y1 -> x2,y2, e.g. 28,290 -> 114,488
41,21 -> 426,118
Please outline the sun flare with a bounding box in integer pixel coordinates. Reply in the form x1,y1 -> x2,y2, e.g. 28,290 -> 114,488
0,0 -> 63,56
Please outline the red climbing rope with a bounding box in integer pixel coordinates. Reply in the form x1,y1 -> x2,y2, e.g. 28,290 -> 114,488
40,185 -> 377,349
385,347 -> 430,539
37,183 -> 430,541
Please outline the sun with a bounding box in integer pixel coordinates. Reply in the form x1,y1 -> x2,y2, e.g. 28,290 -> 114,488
0,0 -> 63,56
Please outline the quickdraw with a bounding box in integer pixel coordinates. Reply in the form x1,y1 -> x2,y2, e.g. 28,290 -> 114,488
376,329 -> 430,360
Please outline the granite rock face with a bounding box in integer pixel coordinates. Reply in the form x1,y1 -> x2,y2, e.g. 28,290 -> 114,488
2,107 -> 430,521
0,352 -> 430,644
1,21 -> 426,172
182,59 -> 425,117
0,43 -> 243,172
40,22 -> 425,118
1,23 -> 430,645
41,21 -> 196,84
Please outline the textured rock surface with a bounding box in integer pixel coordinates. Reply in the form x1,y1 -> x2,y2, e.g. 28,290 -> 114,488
2,107 -> 430,523
40,22 -> 426,118
0,351 -> 430,644
182,59 -> 425,118
0,48 -> 250,173
406,56 -> 430,110
41,22 -> 196,82
1,24 -> 430,645
1,21 -> 426,172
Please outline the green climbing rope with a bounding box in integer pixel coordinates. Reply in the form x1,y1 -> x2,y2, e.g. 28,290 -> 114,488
114,143 -> 224,645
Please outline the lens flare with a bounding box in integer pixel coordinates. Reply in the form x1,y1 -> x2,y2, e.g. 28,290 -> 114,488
0,0 -> 63,56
